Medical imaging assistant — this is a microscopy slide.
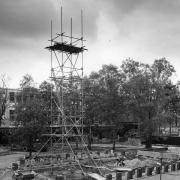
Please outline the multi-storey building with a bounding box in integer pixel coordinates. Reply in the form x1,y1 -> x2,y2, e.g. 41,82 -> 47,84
1,88 -> 20,127
0,87 -> 58,128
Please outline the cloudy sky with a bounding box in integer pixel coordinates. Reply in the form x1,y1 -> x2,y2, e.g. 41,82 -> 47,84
1,0 -> 180,88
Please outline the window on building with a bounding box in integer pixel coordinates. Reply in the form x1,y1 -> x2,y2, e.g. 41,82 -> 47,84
9,110 -> 15,121
16,94 -> 22,103
9,92 -> 15,102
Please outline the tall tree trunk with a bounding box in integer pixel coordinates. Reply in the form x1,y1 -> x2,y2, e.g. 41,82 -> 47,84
112,129 -> 116,151
175,114 -> 177,127
28,135 -> 33,158
145,111 -> 152,149
112,139 -> 116,151
158,124 -> 161,136
0,117 -> 2,127
145,132 -> 152,149
169,122 -> 172,136
138,118 -> 141,137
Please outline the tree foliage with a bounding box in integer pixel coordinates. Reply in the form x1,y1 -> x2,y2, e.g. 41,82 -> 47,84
14,76 -> 49,156
11,58 -> 180,152
84,58 -> 179,149
20,74 -> 34,88
0,74 -> 8,127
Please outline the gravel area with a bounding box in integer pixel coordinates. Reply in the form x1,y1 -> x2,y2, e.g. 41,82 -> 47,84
144,172 -> 180,180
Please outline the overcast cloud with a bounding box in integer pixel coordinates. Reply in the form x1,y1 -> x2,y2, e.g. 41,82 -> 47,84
0,0 -> 180,87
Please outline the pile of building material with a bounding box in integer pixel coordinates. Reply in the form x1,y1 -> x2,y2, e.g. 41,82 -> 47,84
124,158 -> 158,169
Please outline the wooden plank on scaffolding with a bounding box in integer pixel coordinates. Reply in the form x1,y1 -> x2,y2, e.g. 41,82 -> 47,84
87,173 -> 105,180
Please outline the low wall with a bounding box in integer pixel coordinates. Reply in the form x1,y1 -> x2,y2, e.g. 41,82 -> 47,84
152,136 -> 180,145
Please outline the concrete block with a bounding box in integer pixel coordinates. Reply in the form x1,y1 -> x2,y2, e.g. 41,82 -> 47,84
22,173 -> 34,180
116,172 -> 122,180
171,163 -> 176,171
56,175 -> 64,180
106,174 -> 112,180
147,167 -> 154,176
19,158 -> 25,166
177,162 -> 180,170
127,170 -> 134,179
156,166 -> 161,174
66,153 -> 70,160
141,166 -> 146,173
12,162 -> 18,171
164,165 -> 169,173
136,168 -> 142,178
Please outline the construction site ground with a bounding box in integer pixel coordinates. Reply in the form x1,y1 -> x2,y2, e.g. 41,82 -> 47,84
0,143 -> 180,180
0,147 -> 27,170
0,143 -> 145,169
144,171 -> 180,180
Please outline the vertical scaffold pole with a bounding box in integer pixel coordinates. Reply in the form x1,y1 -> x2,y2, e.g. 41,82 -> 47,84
60,6 -> 64,153
81,10 -> 84,143
50,20 -> 53,173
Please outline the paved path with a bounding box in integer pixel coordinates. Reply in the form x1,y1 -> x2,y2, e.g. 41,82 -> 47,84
0,153 -> 26,169
143,171 -> 180,180
0,170 -> 14,180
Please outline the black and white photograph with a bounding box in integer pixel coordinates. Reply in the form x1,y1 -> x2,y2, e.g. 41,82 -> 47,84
1,0 -> 180,179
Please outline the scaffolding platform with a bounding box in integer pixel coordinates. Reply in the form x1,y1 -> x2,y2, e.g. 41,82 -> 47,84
46,42 -> 86,54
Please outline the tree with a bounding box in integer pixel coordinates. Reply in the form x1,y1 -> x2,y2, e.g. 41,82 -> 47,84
162,84 -> 180,135
15,94 -> 49,157
121,65 -> 155,148
151,58 -> 176,136
120,58 -> 176,148
0,74 -> 9,127
14,75 -> 49,157
20,74 -> 34,88
84,65 -> 124,150
39,81 -> 56,125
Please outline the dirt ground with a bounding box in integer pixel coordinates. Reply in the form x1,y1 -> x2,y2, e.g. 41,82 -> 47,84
0,144 -> 180,180
145,172 -> 180,180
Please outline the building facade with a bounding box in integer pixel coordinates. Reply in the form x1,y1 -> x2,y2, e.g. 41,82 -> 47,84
1,88 -> 20,127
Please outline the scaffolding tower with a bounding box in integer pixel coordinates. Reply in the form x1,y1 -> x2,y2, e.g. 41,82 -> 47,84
44,8 -> 102,176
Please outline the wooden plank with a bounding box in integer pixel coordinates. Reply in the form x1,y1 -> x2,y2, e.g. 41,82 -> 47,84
87,173 -> 105,180
113,167 -> 132,172
82,165 -> 111,171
